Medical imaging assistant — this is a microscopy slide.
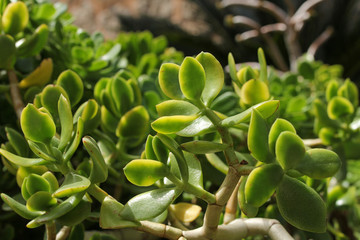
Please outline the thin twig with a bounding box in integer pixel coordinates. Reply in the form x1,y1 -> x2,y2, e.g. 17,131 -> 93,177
307,26 -> 334,57
46,221 -> 57,240
303,138 -> 323,147
291,0 -> 325,25
8,69 -> 24,119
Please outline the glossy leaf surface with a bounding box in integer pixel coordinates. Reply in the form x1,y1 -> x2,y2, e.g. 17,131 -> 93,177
169,202 -> 202,223
156,100 -> 199,116
124,159 -> 168,186
18,59 -> 53,88
56,70 -> 84,106
2,2 -> 29,36
268,118 -> 296,155
179,57 -> 205,101
52,173 -> 91,198
275,131 -> 305,170
181,140 -> 228,154
151,115 -> 198,134
158,63 -> 183,100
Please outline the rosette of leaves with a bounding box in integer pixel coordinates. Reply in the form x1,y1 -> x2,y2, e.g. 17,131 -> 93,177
241,113 -> 341,232
228,48 -> 270,108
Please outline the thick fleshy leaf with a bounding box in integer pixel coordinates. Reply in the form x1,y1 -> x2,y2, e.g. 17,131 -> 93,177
21,104 -> 56,144
56,70 -> 84,106
338,79 -> 359,107
111,77 -> 134,115
238,176 -> 258,217
179,57 -> 205,101
145,135 -> 157,160
116,106 -> 149,138
240,79 -> 270,106
221,100 -> 279,127
57,198 -> 91,226
181,140 -> 228,154
5,127 -> 29,157
228,53 -> 240,85
25,174 -> 50,195
152,136 -> 168,164
205,153 -> 228,175
196,52 -> 224,105
237,66 -> 257,85
100,106 -> 118,133
275,131 -> 305,170
100,196 -> 140,229
276,175 -> 326,233
58,95 -> 73,151
40,85 -> 69,116
1,2 -> 29,36
151,115 -> 198,134
248,109 -> 272,163
1,193 -> 42,220
325,80 -> 339,102
0,34 -> 16,69
158,63 -> 183,100
257,48 -> 268,84
30,192 -> 84,224
184,152 -> 203,188
18,59 -> 53,88
94,77 -> 110,102
41,171 -> 59,193
52,173 -> 90,198
82,136 -> 108,184
313,99 -> 339,133
26,191 -> 57,212
169,203 -> 202,223
16,166 -> 48,187
245,163 -> 283,207
63,118 -> 84,163
296,149 -> 341,179
268,118 -> 296,155
120,188 -> 180,221
327,96 -> 354,120
177,115 -> 215,137
156,100 -> 199,116
16,24 -> 49,57
124,159 -> 167,186
0,149 -> 46,166
27,141 -> 56,162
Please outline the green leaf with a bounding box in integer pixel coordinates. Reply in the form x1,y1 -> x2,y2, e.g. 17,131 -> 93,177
26,191 -> 57,212
52,173 -> 91,198
57,198 -> 91,226
75,99 -> 101,134
184,152 -> 203,188
31,3 -> 55,21
1,193 -> 42,220
221,100 -> 279,127
152,136 -> 168,164
64,117 -> 84,162
58,95 -> 73,151
158,63 -> 183,100
327,96 -> 354,120
116,105 -> 149,138
82,136 -> 108,184
111,77 -> 134,115
56,70 -> 84,107
245,163 -> 283,207
40,85 -> 69,116
151,115 -> 198,134
177,115 -> 215,137
71,46 -> 93,64
338,79 -> 359,107
240,79 -> 270,106
120,188 -> 180,221
275,131 -> 305,170
268,118 -> 296,155
25,173 -> 50,195
21,104 -> 56,144
27,141 -> 56,162
313,99 -> 339,133
179,57 -> 206,101
248,109 -> 272,163
296,149 -> 341,179
30,192 -> 85,225
325,80 -> 339,102
18,58 -> 53,88
100,106 -> 118,133
0,34 -> 16,69
1,2 -> 29,36
16,24 -> 49,57
41,171 -> 59,193
5,127 -> 29,157
100,196 -> 140,229
228,53 -> 240,85
100,43 -> 121,61
205,153 -> 228,175
145,135 -> 157,160
124,159 -> 168,186
0,149 -> 47,166
181,140 -> 228,154
196,52 -> 224,105
169,203 -> 202,223
276,175 -> 326,233
257,48 -> 268,84
156,100 -> 199,116
238,176 -> 258,217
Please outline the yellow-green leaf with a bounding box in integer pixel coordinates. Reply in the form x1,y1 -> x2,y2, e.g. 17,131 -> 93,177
124,159 -> 168,186
18,58 -> 53,88
179,57 -> 205,101
169,202 -> 201,223
151,115 -> 198,134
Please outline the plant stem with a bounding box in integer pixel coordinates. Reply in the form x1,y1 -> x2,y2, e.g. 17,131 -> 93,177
8,69 -> 24,119
56,226 -> 72,240
223,179 -> 241,224
46,221 -> 57,240
87,184 -> 109,203
137,221 -> 183,240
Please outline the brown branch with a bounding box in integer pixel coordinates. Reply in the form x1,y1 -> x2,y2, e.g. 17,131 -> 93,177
291,0 -> 326,25
307,26 -> 334,57
56,226 -> 72,240
8,69 -> 24,119
220,0 -> 288,23
137,221 -> 183,240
